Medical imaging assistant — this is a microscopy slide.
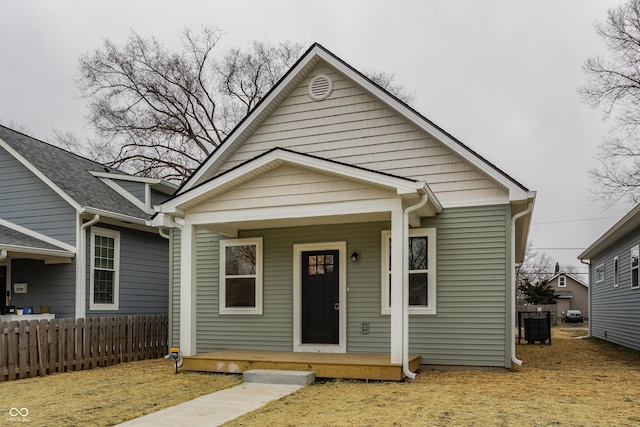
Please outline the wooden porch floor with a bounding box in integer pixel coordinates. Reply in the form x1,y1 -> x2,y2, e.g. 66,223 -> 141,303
183,350 -> 420,381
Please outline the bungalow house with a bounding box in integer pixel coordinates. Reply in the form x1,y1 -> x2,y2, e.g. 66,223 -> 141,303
579,203 -> 640,352
546,271 -> 589,321
0,125 -> 175,319
154,43 -> 536,375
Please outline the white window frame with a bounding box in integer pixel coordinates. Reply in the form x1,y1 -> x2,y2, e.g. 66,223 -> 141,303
90,227 -> 120,311
632,245 -> 639,290
219,237 -> 263,315
381,228 -> 436,315
595,263 -> 605,284
558,275 -> 566,288
614,256 -> 620,288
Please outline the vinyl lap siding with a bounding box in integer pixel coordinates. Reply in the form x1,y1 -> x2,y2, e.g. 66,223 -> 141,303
185,205 -> 511,368
589,228 -> 640,352
87,224 -> 169,316
413,205 -> 511,367
218,65 -> 506,205
0,148 -> 76,245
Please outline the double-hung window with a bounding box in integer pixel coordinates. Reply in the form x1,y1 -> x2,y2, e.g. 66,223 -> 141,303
381,228 -> 436,315
558,276 -> 566,287
90,227 -> 120,310
632,245 -> 639,289
595,264 -> 605,283
220,238 -> 263,315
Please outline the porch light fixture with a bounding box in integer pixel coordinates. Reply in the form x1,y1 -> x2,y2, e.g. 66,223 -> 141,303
351,251 -> 359,262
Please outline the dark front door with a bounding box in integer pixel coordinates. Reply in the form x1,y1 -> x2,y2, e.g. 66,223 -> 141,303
301,250 -> 339,344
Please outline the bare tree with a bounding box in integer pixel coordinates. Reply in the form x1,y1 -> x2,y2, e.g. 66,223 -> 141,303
580,0 -> 640,207
366,70 -> 416,105
77,27 -> 304,183
516,243 -> 556,286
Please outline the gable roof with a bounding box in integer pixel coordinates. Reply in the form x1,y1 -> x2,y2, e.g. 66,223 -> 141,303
0,218 -> 75,261
0,125 -> 175,223
546,272 -> 589,288
579,203 -> 640,261
178,43 -> 531,203
159,147 -> 443,218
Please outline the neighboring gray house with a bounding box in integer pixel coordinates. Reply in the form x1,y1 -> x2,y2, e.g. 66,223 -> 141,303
0,125 -> 175,319
579,204 -> 640,352
154,44 -> 536,372
546,272 -> 589,321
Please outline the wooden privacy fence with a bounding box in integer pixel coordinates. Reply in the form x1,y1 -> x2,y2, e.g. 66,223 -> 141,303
0,315 -> 168,382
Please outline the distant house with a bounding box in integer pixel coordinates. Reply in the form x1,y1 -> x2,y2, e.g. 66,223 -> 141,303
154,43 -> 536,373
0,125 -> 175,319
545,271 -> 589,320
579,204 -> 640,351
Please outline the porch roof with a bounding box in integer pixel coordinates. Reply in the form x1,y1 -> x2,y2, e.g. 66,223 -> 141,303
0,222 -> 75,263
157,148 -> 443,231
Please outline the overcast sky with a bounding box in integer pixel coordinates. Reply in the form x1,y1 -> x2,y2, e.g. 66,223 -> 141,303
0,0 -> 631,279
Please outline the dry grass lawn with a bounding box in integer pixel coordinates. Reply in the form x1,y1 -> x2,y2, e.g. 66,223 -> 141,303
1,327 -> 639,426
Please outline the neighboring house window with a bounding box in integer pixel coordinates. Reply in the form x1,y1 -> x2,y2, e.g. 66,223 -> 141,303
90,227 -> 120,310
632,245 -> 639,289
381,228 -> 436,315
558,276 -> 566,287
614,256 -> 619,288
219,238 -> 263,315
595,264 -> 605,283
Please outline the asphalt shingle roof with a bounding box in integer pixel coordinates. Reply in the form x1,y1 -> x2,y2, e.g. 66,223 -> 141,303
0,125 -> 152,220
0,224 -> 68,252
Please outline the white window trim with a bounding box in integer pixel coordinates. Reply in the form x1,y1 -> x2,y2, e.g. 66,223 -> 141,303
558,275 -> 566,288
89,227 -> 120,311
613,256 -> 620,288
219,237 -> 263,315
632,245 -> 639,290
381,228 -> 436,315
595,263 -> 605,284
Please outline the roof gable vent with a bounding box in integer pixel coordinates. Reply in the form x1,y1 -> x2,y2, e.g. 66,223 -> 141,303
308,74 -> 333,101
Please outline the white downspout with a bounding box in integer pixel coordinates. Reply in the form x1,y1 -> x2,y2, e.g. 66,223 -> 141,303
76,214 -> 100,319
402,192 -> 429,380
510,203 -> 532,366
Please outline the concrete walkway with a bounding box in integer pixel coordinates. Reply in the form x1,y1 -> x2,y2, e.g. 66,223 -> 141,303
116,370 -> 314,426
116,382 -> 303,426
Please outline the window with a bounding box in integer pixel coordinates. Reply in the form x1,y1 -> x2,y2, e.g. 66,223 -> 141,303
595,264 -> 605,283
381,228 -> 436,315
558,276 -> 566,287
90,227 -> 120,310
614,256 -> 620,288
219,238 -> 263,314
632,245 -> 639,289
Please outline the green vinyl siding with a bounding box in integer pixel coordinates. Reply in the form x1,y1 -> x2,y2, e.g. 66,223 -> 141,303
413,205 -> 511,367
169,228 -> 181,347
170,204 -> 512,367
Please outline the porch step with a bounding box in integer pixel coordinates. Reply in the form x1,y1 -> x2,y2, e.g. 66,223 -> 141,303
243,369 -> 315,386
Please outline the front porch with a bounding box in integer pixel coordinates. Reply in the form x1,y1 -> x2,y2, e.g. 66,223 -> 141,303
183,350 -> 421,381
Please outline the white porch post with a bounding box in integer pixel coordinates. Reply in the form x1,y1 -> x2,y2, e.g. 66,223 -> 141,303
390,207 -> 404,364
180,221 -> 197,356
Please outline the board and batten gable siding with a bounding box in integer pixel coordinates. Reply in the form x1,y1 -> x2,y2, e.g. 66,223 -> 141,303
85,224 -> 169,316
175,205 -> 511,367
216,64 -> 507,206
0,147 -> 76,246
589,227 -> 640,352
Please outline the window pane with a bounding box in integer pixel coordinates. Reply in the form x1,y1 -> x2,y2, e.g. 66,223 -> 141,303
94,270 -> 114,304
225,278 -> 256,307
409,273 -> 428,306
409,237 -> 427,270
225,245 -> 256,275
632,246 -> 639,268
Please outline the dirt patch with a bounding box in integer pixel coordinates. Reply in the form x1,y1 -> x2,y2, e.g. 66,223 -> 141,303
1,328 -> 638,426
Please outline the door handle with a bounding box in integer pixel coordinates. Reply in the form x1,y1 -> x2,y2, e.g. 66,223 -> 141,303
334,303 -> 340,311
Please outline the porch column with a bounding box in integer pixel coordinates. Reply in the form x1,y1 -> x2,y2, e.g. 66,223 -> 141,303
390,207 -> 404,364
180,221 -> 197,356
